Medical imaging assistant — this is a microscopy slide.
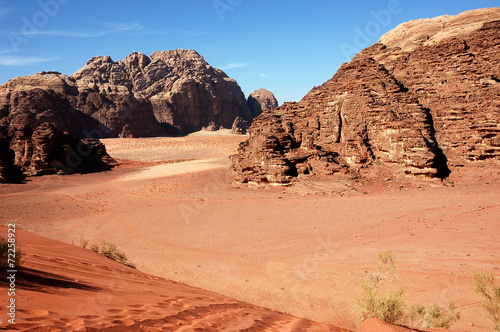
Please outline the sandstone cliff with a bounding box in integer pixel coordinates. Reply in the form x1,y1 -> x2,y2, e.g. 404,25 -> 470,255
231,8 -> 500,185
0,74 -> 117,182
72,50 -> 252,135
247,88 -> 279,117
0,49 -> 252,181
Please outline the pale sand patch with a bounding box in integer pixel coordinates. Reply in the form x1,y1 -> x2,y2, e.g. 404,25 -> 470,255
119,158 -> 227,181
101,134 -> 244,162
187,129 -> 241,137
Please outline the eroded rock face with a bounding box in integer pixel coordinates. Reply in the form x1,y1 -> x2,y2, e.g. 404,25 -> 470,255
231,8 -> 500,185
0,82 -> 117,180
247,88 -> 279,117
231,116 -> 250,135
72,49 -> 252,134
0,49 -> 252,181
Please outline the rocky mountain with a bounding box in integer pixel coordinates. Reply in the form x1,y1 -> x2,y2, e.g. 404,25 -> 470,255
72,50 -> 252,135
247,88 -> 279,117
231,8 -> 500,185
0,49 -> 252,182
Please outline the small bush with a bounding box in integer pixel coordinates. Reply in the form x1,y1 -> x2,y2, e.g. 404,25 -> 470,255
0,236 -> 21,270
472,271 -> 500,331
79,238 -> 89,249
353,250 -> 406,324
354,280 -> 406,323
377,249 -> 397,274
410,302 -> 461,329
99,242 -> 129,265
90,243 -> 100,253
88,241 -> 134,268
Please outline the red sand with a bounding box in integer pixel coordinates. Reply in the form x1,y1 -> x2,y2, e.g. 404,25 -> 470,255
1,134 -> 499,331
0,225 -> 351,331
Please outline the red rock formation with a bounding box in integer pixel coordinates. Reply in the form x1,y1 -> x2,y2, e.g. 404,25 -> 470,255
0,81 -> 116,180
247,88 -> 279,117
0,50 -> 253,181
72,50 -> 252,135
231,8 -> 500,185
231,116 -> 250,135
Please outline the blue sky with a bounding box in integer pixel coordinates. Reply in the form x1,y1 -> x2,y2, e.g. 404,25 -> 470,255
0,1 -> 498,103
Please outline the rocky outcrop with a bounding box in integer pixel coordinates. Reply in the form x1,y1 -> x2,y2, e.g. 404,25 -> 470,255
0,49 -> 252,181
0,81 -> 117,181
231,8 -> 500,185
231,116 -> 250,135
72,50 -> 252,135
247,88 -> 279,117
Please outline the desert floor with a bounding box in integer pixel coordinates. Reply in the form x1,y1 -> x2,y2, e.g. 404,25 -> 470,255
0,132 -> 499,331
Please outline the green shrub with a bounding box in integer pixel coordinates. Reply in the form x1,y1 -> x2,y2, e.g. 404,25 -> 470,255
353,250 -> 406,324
472,271 -> 500,331
409,302 -> 460,329
0,236 -> 21,270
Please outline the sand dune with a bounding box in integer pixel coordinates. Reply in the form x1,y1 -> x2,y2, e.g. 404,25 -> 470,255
0,225 -> 351,331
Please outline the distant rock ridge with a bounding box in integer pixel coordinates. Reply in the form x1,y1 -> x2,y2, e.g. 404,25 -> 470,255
230,8 -> 500,185
0,49 -> 253,181
72,50 -> 252,134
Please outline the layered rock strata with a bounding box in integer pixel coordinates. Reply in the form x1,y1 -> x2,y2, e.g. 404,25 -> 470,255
231,8 -> 500,185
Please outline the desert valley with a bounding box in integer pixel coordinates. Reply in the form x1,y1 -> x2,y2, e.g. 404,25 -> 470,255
1,7 -> 500,332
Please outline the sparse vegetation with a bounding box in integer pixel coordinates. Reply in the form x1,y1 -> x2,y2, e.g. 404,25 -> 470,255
0,236 -> 21,269
472,271 -> 500,331
377,249 -> 397,272
73,237 -> 89,249
353,250 -> 406,324
90,243 -> 100,253
409,302 -> 461,329
88,241 -> 134,268
354,249 -> 461,329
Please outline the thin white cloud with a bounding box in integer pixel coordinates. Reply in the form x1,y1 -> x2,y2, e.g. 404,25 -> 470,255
0,55 -> 60,66
136,29 -> 170,36
183,30 -> 210,37
219,63 -> 250,70
12,22 -> 144,38
0,3 -> 13,21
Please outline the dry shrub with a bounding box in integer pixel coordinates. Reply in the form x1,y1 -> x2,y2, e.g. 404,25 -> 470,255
472,271 -> 500,331
409,302 -> 460,329
89,241 -> 134,268
353,250 -> 406,324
